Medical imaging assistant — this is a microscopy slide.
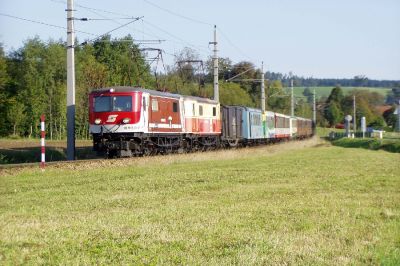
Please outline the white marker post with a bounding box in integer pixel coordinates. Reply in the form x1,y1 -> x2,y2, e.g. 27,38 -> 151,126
40,114 -> 45,170
361,116 -> 366,138
345,115 -> 352,138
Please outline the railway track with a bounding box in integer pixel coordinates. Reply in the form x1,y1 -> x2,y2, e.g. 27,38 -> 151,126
0,157 -> 106,170
0,137 -> 321,173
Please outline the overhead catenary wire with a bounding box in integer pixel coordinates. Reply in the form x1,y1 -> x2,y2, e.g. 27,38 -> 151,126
217,27 -> 257,63
75,17 -> 139,21
73,3 -> 166,42
142,0 -> 213,26
141,19 -> 210,56
0,12 -> 96,36
51,0 -> 266,76
50,0 -> 210,58
51,0 -> 165,42
79,17 -> 143,46
50,0 -> 132,17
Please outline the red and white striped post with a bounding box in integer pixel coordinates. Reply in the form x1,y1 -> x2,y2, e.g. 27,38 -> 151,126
40,114 -> 45,170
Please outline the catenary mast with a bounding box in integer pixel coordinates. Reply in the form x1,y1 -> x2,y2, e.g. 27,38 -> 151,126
66,0 -> 76,160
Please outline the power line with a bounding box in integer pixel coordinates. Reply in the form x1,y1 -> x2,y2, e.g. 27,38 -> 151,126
0,12 -> 95,36
142,0 -> 212,26
79,17 -> 143,45
142,19 -> 210,56
51,0 -> 132,17
50,0 -> 212,61
75,3 -> 164,41
50,0 -> 167,45
217,27 -> 256,63
52,0 -> 203,53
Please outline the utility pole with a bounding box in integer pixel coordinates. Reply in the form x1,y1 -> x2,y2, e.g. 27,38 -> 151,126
209,25 -> 219,102
397,99 -> 400,132
313,88 -> 316,133
261,62 -> 265,112
290,74 -> 294,117
353,95 -> 356,133
66,0 -> 76,160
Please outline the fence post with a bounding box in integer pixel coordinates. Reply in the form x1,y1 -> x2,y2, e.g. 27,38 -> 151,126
40,114 -> 45,170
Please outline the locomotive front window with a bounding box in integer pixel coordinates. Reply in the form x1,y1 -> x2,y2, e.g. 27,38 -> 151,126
94,96 -> 132,112
113,96 -> 132,111
94,96 -> 111,112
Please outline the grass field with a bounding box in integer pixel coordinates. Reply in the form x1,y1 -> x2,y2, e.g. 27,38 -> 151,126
291,87 -> 391,99
0,139 -> 95,164
1,138 -> 399,264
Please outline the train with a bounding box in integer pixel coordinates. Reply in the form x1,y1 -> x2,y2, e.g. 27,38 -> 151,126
88,86 -> 314,157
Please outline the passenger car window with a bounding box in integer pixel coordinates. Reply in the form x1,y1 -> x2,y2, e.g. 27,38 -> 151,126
173,102 -> 178,113
151,99 -> 158,111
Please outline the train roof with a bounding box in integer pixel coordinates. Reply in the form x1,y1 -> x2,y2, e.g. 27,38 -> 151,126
90,86 -> 218,104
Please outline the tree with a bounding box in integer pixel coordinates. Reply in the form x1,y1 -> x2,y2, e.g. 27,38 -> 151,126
341,90 -> 385,128
7,98 -> 25,135
209,82 -> 253,106
267,80 -> 290,114
302,87 -> 313,103
383,106 -> 398,129
324,102 -> 343,127
295,99 -> 312,119
327,86 -> 344,104
0,43 -> 10,135
174,47 -> 200,84
323,86 -> 345,127
17,37 -> 47,137
354,75 -> 368,87
205,56 -> 232,82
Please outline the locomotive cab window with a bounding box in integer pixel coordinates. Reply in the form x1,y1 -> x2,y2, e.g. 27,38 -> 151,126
113,96 -> 132,111
173,102 -> 178,113
199,105 -> 203,116
94,96 -> 111,112
94,95 -> 132,112
213,107 -> 216,116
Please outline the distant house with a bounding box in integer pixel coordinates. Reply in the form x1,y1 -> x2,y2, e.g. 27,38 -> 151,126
375,105 -> 392,115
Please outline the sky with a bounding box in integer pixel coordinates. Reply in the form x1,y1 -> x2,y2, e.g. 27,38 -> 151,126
0,0 -> 399,80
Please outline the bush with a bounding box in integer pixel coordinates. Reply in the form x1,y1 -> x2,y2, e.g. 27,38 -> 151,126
331,138 -> 400,153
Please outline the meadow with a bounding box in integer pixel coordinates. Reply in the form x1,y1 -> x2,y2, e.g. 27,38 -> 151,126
1,138 -> 399,265
292,86 -> 391,99
0,139 -> 95,164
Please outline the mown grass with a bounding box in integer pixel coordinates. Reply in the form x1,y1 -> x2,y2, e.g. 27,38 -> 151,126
0,141 -> 399,265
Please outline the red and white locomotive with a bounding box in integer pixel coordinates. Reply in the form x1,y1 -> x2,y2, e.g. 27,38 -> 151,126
89,87 -> 221,157
89,86 -> 313,157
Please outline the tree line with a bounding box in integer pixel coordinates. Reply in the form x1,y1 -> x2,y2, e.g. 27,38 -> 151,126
267,72 -> 399,88
0,36 -> 398,139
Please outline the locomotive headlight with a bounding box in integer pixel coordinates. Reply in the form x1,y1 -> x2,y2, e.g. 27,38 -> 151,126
122,118 -> 131,124
94,118 -> 102,125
